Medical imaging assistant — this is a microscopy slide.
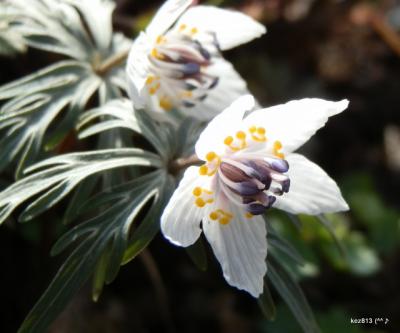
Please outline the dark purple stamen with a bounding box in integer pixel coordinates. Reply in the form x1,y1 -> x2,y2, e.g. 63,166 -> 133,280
247,203 -> 267,215
208,77 -> 219,90
245,160 -> 272,187
149,30 -> 219,109
220,162 -> 249,182
182,63 -> 201,75
232,181 -> 262,196
183,101 -> 195,108
220,158 -> 290,215
271,159 -> 289,173
282,179 -> 290,193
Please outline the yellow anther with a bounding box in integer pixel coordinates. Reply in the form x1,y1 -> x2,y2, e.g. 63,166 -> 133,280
257,127 -> 266,135
148,82 -> 160,95
156,35 -> 166,44
249,126 -> 257,133
209,212 -> 218,220
193,187 -> 202,196
236,131 -> 246,140
159,96 -> 173,111
179,24 -> 187,31
245,212 -> 254,219
210,209 -> 233,225
199,165 -> 208,175
190,27 -> 198,35
145,76 -> 155,85
151,48 -> 164,60
274,140 -> 282,149
224,136 -> 233,145
195,198 -> 205,207
273,140 -> 285,159
199,152 -> 221,176
217,209 -> 233,218
194,187 -> 214,208
219,218 -> 230,225
206,151 -> 217,162
224,131 -> 247,151
249,126 -> 267,142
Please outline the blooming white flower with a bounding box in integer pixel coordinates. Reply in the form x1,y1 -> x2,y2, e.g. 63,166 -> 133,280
126,0 -> 265,119
161,95 -> 349,297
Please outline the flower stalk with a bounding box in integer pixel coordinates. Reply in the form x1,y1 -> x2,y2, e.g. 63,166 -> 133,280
94,48 -> 130,75
169,154 -> 201,174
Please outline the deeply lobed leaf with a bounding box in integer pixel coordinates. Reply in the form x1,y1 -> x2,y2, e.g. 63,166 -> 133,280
0,148 -> 161,225
18,170 -> 173,333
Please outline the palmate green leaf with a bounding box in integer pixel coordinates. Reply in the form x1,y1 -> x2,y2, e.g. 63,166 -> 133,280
0,61 -> 101,177
0,148 -> 161,225
122,174 -> 175,264
5,0 -> 116,60
0,0 -> 132,176
62,175 -> 99,224
267,255 -> 321,333
18,170 -> 172,333
64,0 -> 115,54
77,99 -> 140,138
77,98 -> 179,161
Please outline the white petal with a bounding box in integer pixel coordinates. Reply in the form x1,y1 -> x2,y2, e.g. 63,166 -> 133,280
182,58 -> 250,120
175,6 -> 266,50
126,32 -> 151,109
161,166 -> 210,247
274,154 -> 349,215
244,98 -> 349,153
195,94 -> 255,160
202,206 -> 267,297
146,0 -> 194,39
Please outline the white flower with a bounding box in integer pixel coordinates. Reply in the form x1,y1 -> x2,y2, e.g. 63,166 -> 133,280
161,95 -> 349,297
126,0 -> 265,119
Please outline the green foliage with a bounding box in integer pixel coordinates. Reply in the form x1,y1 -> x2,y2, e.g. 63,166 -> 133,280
258,282 -> 276,321
0,0 -> 131,177
186,238 -> 208,271
269,210 -> 381,278
0,148 -> 161,225
0,1 -> 380,333
0,5 -> 26,56
267,255 -> 321,333
0,70 -> 201,331
342,172 -> 400,255
18,171 -> 174,333
5,0 -> 119,60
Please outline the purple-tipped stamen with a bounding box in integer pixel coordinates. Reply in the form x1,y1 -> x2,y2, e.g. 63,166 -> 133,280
148,29 -> 219,109
218,157 -> 290,215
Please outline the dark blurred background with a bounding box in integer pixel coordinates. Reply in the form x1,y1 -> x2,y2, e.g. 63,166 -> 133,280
1,0 -> 400,332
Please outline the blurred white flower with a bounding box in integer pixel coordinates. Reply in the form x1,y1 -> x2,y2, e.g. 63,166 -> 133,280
126,0 -> 265,119
161,95 -> 349,297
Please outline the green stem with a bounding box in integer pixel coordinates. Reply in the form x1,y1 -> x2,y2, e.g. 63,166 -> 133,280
169,154 -> 201,174
94,48 -> 130,75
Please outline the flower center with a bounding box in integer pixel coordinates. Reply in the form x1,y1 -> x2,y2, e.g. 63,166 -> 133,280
218,156 -> 290,216
146,24 -> 219,111
196,126 -> 290,219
